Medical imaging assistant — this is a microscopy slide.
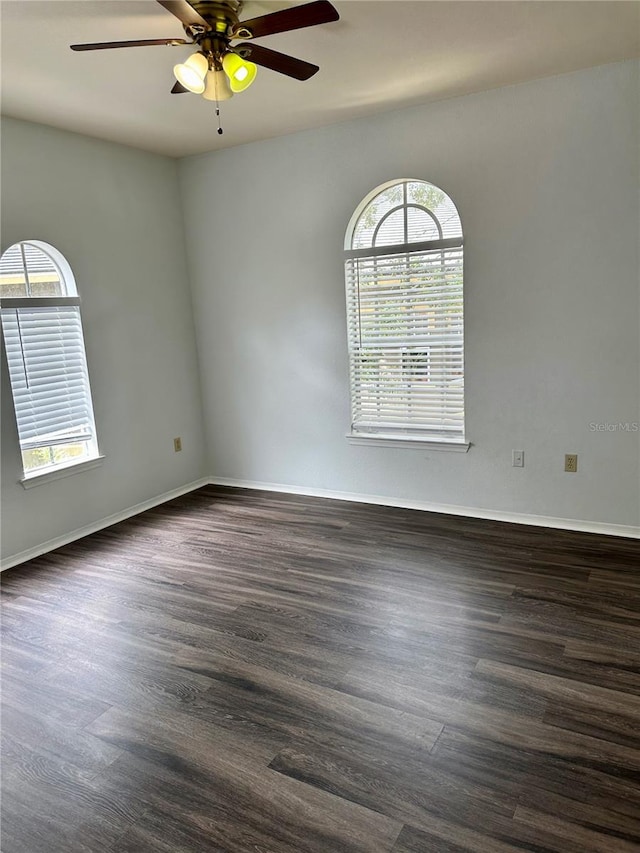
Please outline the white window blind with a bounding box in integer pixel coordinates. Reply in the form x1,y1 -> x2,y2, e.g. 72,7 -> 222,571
344,180 -> 465,442
0,241 -> 99,476
1,304 -> 94,449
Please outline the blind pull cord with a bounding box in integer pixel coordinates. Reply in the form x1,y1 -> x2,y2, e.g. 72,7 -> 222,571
15,310 -> 29,389
356,260 -> 363,351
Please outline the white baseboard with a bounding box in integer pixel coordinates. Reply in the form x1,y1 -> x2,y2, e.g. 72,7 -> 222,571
208,476 -> 640,540
3,473 -> 637,571
0,478 -> 209,572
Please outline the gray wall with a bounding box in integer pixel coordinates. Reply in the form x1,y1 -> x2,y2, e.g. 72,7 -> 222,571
1,118 -> 206,561
180,61 -> 640,528
2,61 -> 638,565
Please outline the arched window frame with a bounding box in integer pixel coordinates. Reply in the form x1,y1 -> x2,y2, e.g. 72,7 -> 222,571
344,179 -> 468,450
0,240 -> 101,484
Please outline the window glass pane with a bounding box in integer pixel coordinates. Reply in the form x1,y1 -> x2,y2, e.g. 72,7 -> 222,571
0,279 -> 28,297
407,181 -> 462,240
22,441 -> 90,473
407,207 -> 440,243
407,181 -> 445,209
22,447 -> 54,472
374,209 -> 406,246
352,184 -> 404,249
22,242 -> 64,289
0,244 -> 28,296
29,277 -> 64,297
52,442 -> 90,465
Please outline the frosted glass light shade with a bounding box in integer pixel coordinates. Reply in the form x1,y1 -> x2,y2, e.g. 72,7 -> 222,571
203,69 -> 234,101
222,52 -> 257,93
173,52 -> 208,94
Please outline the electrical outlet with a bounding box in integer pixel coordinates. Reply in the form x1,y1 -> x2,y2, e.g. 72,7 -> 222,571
512,450 -> 524,468
173,437 -> 182,453
564,453 -> 577,473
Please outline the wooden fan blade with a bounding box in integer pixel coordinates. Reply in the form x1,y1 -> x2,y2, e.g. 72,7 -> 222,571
236,0 -> 338,40
71,38 -> 188,51
235,43 -> 319,80
171,81 -> 189,93
156,0 -> 209,28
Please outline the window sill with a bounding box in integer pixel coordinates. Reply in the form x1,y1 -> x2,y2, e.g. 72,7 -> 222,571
346,434 -> 470,452
20,455 -> 105,489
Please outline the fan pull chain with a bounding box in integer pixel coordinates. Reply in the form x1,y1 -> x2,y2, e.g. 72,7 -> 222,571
216,102 -> 223,135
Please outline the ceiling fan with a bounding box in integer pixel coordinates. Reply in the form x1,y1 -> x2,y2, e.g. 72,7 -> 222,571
71,0 -> 340,106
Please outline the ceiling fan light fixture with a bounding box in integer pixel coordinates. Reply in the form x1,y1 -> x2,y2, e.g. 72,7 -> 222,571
203,68 -> 234,101
222,52 -> 257,93
173,51 -> 208,94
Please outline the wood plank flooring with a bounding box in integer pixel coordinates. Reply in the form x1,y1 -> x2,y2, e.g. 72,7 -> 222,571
1,485 -> 639,852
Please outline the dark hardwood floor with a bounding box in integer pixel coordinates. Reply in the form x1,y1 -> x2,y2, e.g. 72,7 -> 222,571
1,485 -> 639,852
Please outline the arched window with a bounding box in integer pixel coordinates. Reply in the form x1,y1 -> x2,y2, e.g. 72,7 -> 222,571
0,241 -> 100,479
344,179 -> 465,446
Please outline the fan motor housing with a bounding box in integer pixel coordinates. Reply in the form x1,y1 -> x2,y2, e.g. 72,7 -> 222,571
189,1 -> 243,35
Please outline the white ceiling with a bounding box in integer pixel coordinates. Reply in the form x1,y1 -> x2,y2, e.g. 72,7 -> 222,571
1,1 -> 639,158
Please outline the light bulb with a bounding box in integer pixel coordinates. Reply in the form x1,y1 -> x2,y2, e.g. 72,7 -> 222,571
222,52 -> 257,93
202,69 -> 234,101
173,52 -> 208,94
